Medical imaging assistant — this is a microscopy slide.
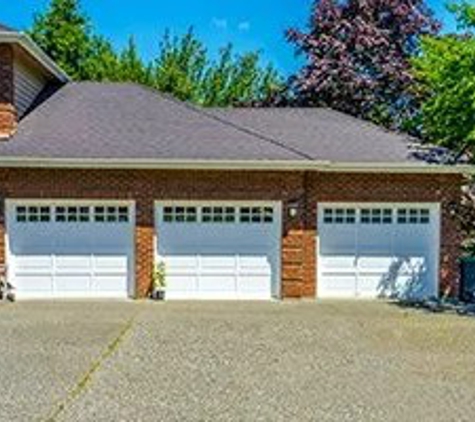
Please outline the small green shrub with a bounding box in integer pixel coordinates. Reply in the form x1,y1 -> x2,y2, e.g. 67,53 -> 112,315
152,262 -> 166,291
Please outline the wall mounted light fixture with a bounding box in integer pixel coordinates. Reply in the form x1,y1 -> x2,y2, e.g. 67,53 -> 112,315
288,201 -> 300,218
447,201 -> 459,217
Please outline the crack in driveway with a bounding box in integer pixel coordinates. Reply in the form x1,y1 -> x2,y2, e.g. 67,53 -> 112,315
43,310 -> 140,422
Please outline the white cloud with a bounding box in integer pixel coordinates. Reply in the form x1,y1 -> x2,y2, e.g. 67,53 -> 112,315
212,18 -> 228,30
238,21 -> 251,32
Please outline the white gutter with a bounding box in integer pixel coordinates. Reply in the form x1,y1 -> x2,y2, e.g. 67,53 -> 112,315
0,157 -> 471,174
0,31 -> 70,82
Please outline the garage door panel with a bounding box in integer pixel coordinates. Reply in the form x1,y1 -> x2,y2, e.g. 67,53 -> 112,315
9,239 -> 56,254
94,256 -> 128,273
198,276 -> 236,292
358,256 -> 394,271
55,255 -> 92,272
319,274 -> 357,296
165,255 -> 199,275
239,268 -> 272,277
201,255 -> 236,274
15,276 -> 53,293
319,229 -> 356,254
320,256 -> 356,271
239,255 -> 272,274
166,275 -> 198,294
14,255 -> 53,274
94,276 -> 128,292
357,274 -> 389,297
393,274 -> 431,298
394,257 -> 427,274
357,241 -> 392,253
54,275 -> 91,292
239,276 -> 272,293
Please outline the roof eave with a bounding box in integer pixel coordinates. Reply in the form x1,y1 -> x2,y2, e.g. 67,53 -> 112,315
0,157 -> 471,174
0,31 -> 70,83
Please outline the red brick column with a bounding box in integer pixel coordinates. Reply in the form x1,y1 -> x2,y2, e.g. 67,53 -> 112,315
0,44 -> 16,138
134,198 -> 155,298
439,175 -> 464,297
281,227 -> 305,298
302,200 -> 317,298
281,187 -> 306,298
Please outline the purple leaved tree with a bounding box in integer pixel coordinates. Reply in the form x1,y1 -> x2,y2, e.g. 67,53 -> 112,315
287,0 -> 439,130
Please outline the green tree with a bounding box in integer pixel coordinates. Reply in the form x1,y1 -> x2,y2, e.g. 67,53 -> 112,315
201,46 -> 282,106
29,0 -> 92,79
413,1 -> 475,157
30,1 -> 283,106
152,31 -> 283,106
83,36 -> 121,81
118,37 -> 151,85
152,29 -> 207,102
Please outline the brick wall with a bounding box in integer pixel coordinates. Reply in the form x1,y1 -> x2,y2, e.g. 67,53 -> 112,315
0,168 -> 463,298
0,44 -> 16,138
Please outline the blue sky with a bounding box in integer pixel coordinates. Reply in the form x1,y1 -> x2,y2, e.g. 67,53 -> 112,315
3,0 -> 457,75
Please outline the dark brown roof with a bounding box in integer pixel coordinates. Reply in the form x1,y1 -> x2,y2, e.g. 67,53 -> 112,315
0,82 -> 421,164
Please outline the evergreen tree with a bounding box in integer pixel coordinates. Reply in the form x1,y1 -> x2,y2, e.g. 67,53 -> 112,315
119,37 -> 151,85
30,0 -> 92,79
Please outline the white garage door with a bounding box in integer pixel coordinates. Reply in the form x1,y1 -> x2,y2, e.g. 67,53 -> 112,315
7,201 -> 134,299
156,203 -> 281,300
318,204 -> 440,299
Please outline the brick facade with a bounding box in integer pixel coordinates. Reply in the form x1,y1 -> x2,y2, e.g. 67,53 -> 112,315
0,44 -> 16,138
0,168 -> 463,299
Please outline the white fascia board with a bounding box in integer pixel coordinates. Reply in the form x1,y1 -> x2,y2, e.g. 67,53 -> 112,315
0,156 -> 472,174
0,31 -> 70,82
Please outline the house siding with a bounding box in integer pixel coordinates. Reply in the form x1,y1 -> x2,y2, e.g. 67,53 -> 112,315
0,168 -> 463,299
13,55 -> 47,118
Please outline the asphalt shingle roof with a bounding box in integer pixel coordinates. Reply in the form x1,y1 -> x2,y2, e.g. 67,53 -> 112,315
1,82 -> 417,164
212,108 -> 411,163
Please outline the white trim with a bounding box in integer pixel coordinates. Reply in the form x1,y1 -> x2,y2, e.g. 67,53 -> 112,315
316,202 -> 441,300
0,157 -> 470,174
6,199 -> 136,299
154,200 -> 283,300
0,32 -> 70,82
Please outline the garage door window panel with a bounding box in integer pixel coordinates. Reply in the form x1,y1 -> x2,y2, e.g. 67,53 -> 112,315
202,206 -> 235,223
240,207 -> 274,223
397,209 -> 430,225
360,208 -> 392,224
94,206 -> 129,223
163,206 -> 197,223
323,208 -> 356,224
55,206 -> 91,223
16,206 -> 51,223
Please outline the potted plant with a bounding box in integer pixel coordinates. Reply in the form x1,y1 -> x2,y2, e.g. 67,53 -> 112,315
151,262 -> 166,300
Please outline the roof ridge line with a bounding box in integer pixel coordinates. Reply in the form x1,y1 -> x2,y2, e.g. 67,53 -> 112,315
132,83 -> 314,161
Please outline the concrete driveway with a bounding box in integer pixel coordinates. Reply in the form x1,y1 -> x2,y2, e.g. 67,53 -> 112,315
0,301 -> 474,422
